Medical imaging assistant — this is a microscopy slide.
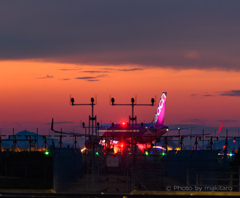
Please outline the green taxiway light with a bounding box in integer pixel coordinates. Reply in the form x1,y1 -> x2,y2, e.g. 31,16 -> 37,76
145,151 -> 149,156
45,151 -> 50,156
95,152 -> 99,155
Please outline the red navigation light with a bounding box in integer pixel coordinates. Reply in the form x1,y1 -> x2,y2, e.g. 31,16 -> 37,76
122,122 -> 126,125
147,144 -> 151,149
121,144 -> 124,148
233,139 -> 236,143
223,145 -> 226,149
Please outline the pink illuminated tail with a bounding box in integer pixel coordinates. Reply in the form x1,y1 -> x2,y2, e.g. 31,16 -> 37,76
153,92 -> 167,125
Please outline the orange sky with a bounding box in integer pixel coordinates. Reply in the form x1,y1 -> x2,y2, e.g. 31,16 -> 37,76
1,60 -> 240,134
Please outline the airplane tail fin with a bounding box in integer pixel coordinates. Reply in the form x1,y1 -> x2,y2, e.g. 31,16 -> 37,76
153,92 -> 167,125
217,121 -> 224,133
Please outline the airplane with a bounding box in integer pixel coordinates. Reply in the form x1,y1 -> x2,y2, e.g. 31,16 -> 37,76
51,92 -> 169,152
96,92 -> 168,146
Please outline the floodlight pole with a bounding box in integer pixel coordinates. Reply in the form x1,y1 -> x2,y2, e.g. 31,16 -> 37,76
70,97 -> 96,191
178,128 -> 180,146
210,136 -> 213,150
110,97 -> 155,191
43,136 -> 48,150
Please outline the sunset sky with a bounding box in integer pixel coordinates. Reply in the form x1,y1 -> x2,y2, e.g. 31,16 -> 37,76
1,1 -> 240,136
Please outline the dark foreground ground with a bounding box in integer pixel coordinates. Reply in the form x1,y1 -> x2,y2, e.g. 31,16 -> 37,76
0,190 -> 240,198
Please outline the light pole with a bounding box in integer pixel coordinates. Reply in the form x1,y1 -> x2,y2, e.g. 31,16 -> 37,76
70,97 -> 97,191
110,96 -> 155,191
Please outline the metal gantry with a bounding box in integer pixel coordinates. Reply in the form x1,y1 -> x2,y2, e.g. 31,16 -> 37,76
70,96 -> 97,191
110,96 -> 155,191
40,135 -> 52,150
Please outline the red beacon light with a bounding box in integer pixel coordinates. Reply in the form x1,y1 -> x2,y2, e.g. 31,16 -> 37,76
122,122 -> 126,126
223,145 -> 226,149
233,138 -> 236,143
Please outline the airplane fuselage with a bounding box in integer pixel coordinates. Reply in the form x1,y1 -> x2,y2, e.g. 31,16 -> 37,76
98,123 -> 169,144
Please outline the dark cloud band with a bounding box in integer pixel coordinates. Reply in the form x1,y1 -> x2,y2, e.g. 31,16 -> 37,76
36,75 -> 53,79
219,90 -> 240,97
1,1 -> 240,70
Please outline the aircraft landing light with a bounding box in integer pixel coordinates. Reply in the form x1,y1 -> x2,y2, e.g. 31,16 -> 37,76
81,147 -> 87,153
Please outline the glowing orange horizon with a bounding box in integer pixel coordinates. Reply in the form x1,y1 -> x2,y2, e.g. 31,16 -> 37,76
1,60 -> 240,134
